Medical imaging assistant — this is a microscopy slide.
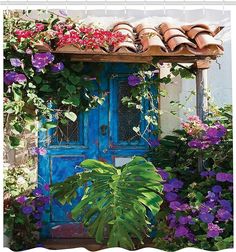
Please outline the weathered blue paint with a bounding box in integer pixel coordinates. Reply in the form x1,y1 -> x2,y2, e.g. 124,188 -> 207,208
39,63 -> 158,238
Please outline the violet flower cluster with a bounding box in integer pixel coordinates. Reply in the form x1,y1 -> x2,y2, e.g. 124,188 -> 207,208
4,53 -> 64,86
156,167 -> 233,242
182,116 -> 227,149
31,52 -> 64,73
16,184 -> 50,229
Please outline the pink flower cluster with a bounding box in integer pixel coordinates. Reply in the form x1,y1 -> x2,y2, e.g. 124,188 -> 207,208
54,24 -> 126,50
182,116 -> 227,149
15,23 -> 45,41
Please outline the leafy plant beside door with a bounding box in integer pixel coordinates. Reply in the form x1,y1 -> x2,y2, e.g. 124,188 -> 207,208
52,156 -> 163,249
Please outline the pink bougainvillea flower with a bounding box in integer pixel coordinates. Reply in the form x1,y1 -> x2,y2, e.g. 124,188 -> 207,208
35,23 -> 45,32
30,147 -> 47,156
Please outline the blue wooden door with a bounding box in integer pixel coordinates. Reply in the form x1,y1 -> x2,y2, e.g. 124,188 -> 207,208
39,63 -> 152,238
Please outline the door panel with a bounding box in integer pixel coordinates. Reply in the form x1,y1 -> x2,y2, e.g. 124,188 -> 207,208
51,155 -> 85,222
39,63 -> 155,238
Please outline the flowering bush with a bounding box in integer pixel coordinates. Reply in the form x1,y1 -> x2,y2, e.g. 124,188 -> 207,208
148,105 -> 233,250
4,163 -> 49,250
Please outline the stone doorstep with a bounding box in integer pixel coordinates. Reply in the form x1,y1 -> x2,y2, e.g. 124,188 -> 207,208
43,238 -> 154,250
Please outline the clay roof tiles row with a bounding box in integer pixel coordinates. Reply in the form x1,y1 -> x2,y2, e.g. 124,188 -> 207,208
38,22 -> 223,58
111,22 -> 223,56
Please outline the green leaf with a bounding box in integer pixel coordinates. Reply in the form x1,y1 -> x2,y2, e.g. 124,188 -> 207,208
12,122 -> 24,134
68,75 -> 81,85
12,84 -> 22,101
33,75 -> 42,84
64,111 -> 77,122
40,85 -> 53,92
52,156 -> 163,249
66,85 -> 77,94
9,136 -> 20,148
43,122 -> 57,129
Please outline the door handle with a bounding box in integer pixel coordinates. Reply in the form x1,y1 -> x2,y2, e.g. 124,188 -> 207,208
100,125 -> 108,136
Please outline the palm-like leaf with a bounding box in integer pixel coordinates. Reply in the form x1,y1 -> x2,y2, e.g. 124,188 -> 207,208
52,156 -> 163,249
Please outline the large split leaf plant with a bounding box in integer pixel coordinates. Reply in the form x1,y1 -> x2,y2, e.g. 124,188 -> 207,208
52,156 -> 163,249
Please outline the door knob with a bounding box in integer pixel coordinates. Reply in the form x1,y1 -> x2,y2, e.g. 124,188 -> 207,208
100,125 -> 108,136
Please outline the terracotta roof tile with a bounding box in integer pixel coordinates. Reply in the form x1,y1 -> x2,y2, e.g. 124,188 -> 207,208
195,32 -> 223,50
167,36 -> 197,52
37,21 -> 224,59
187,27 -> 212,39
163,29 -> 187,42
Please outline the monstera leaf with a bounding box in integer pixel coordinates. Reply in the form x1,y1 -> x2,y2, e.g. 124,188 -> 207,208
52,156 -> 163,249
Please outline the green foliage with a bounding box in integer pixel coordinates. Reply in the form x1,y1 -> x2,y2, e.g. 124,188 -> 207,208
3,12 -> 106,149
52,156 -> 163,249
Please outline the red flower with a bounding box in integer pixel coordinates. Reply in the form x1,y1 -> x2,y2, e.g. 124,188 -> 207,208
15,29 -> 34,40
35,23 -> 45,32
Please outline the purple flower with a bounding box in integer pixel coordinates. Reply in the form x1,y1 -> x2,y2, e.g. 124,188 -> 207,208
208,171 -> 216,177
169,201 -> 182,211
40,196 -> 50,204
31,52 -> 55,70
128,75 -> 142,87
200,171 -> 209,177
206,191 -> 218,201
174,226 -> 189,238
4,71 -> 27,85
10,58 -> 22,67
33,212 -> 41,220
179,216 -> 192,225
188,139 -> 203,149
148,139 -> 160,147
216,208 -> 232,221
163,183 -> 174,192
169,201 -> 189,211
36,221 -> 43,229
219,200 -> 232,212
199,212 -> 214,223
4,71 -> 18,85
15,73 -> 27,83
212,185 -> 222,193
16,195 -> 28,204
216,172 -> 233,183
157,168 -> 169,181
169,178 -> 183,190
165,192 -> 178,202
199,203 -> 211,213
44,184 -> 50,191
215,123 -> 227,137
206,127 -> 221,140
186,232 -> 196,243
22,206 -> 33,215
51,62 -> 64,72
204,200 -> 216,209
33,188 -> 43,197
167,214 -> 177,228
36,206 -> 45,212
207,223 -> 223,238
